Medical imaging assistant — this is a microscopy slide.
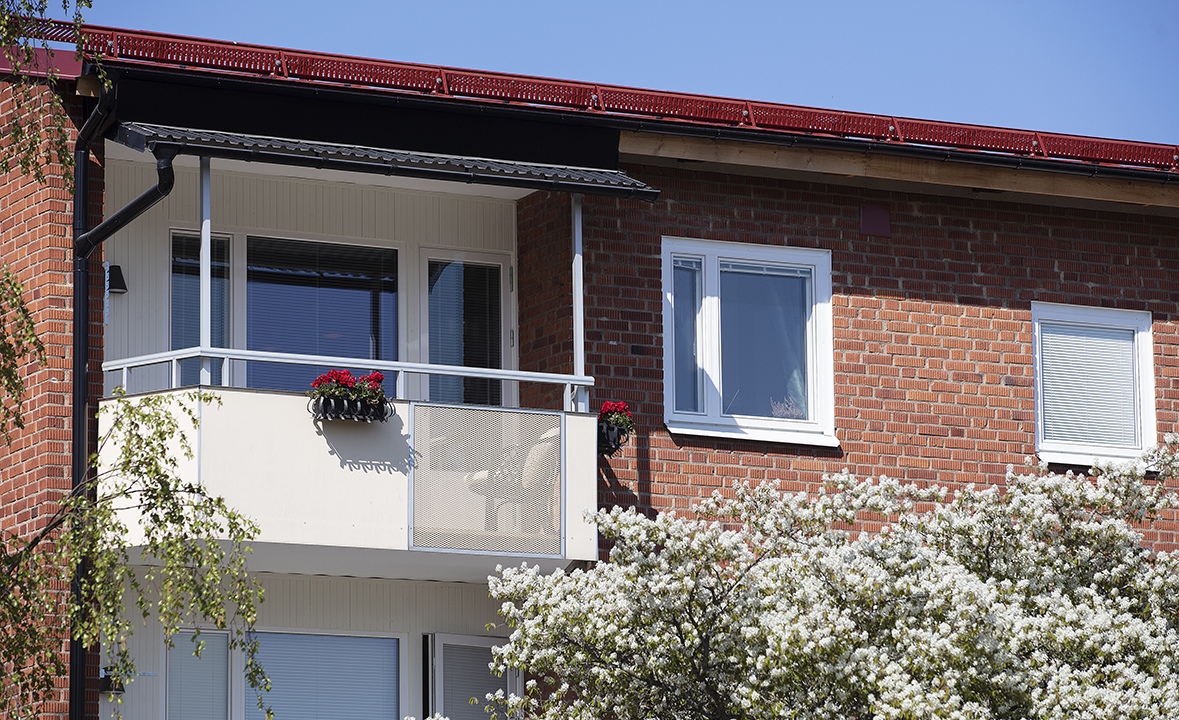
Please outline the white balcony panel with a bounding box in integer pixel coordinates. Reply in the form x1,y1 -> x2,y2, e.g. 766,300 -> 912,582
98,388 -> 597,583
199,389 -> 411,552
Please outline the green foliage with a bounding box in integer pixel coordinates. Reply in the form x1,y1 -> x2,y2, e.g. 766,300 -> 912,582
0,265 -> 44,443
0,1 -> 94,187
1,391 -> 271,719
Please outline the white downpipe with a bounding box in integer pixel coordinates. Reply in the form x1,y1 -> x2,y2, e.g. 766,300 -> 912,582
571,194 -> 588,413
199,156 -> 212,385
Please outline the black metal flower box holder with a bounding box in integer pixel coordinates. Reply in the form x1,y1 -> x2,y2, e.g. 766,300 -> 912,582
310,396 -> 392,423
598,421 -> 629,456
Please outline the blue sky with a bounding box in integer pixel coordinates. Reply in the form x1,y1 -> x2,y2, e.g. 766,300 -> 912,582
75,0 -> 1178,145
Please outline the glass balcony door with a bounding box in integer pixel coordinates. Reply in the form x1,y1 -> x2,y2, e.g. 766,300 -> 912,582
421,250 -> 513,406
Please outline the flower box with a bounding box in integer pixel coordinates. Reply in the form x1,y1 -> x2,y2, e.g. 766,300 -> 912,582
310,396 -> 391,423
597,400 -> 634,456
307,369 -> 391,423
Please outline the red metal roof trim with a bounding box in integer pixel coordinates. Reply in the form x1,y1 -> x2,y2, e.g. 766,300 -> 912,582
30,18 -> 1179,173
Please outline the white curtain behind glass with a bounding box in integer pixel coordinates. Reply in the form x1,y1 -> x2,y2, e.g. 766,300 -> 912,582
1041,322 -> 1137,447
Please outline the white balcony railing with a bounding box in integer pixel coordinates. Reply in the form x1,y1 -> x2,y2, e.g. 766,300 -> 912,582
97,369 -> 600,581
103,346 -> 594,412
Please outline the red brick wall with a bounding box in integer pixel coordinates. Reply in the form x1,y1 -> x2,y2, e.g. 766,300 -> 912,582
517,190 -> 574,410
540,162 -> 1179,549
0,77 -> 105,720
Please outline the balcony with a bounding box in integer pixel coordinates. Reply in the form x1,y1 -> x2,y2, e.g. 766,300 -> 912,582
99,349 -> 598,583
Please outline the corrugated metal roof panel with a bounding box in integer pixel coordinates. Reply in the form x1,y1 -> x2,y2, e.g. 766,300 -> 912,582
114,122 -> 659,200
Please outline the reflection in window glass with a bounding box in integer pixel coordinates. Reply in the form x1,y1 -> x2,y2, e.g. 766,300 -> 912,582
428,260 -> 501,405
247,237 -> 397,393
672,257 -> 702,413
719,261 -> 809,420
172,234 -> 229,387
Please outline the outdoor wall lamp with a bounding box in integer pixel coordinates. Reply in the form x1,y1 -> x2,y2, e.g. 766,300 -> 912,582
107,264 -> 128,294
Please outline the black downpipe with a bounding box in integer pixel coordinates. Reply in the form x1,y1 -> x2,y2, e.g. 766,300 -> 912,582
69,85 -> 113,720
69,92 -> 175,720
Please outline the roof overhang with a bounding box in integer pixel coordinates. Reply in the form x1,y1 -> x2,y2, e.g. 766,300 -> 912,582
112,122 -> 659,201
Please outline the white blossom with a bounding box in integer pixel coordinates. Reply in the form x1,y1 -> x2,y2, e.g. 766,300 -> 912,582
488,439 -> 1179,720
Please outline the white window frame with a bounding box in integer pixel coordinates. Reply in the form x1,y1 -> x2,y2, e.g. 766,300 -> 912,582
434,633 -> 521,720
661,237 -> 837,446
1031,301 -> 1156,466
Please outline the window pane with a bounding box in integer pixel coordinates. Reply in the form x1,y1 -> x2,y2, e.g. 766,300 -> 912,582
245,633 -> 399,720
168,631 -> 228,720
672,257 -> 702,412
172,234 -> 229,387
1041,322 -> 1137,447
441,643 -> 504,720
246,238 -> 398,393
428,260 -> 501,405
719,262 -> 809,420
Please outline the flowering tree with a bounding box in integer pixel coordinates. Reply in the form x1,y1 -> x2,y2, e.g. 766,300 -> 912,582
490,445 -> 1179,720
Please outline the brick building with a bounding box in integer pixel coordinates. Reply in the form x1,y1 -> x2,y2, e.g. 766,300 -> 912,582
3,19 -> 1178,720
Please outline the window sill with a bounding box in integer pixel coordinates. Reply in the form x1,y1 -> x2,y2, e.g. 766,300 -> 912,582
665,420 -> 840,448
1037,447 -> 1150,468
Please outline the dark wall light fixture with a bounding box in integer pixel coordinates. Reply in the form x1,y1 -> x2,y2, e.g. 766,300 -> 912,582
107,264 -> 128,294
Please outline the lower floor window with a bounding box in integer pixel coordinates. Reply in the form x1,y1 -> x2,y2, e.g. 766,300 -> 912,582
434,634 -> 519,720
168,631 -> 229,720
167,631 -> 401,720
246,632 -> 400,720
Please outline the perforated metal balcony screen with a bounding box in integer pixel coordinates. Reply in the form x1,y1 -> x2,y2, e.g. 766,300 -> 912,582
413,404 -> 562,555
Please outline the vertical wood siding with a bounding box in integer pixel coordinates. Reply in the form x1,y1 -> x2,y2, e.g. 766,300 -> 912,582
104,159 -> 517,368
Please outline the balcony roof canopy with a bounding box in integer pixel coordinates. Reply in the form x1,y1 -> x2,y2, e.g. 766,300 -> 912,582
112,122 -> 659,200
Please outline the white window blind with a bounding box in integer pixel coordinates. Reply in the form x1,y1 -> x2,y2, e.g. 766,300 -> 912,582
437,638 -> 510,720
244,632 -> 400,720
1040,322 -> 1137,447
168,631 -> 228,720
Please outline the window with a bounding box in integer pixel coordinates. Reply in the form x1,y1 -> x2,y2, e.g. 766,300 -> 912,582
165,630 -> 403,720
662,237 -> 836,445
426,257 -> 504,405
167,631 -> 229,720
244,632 -> 402,720
434,634 -> 520,720
1032,302 -> 1156,466
246,237 -> 398,393
172,232 -> 230,387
